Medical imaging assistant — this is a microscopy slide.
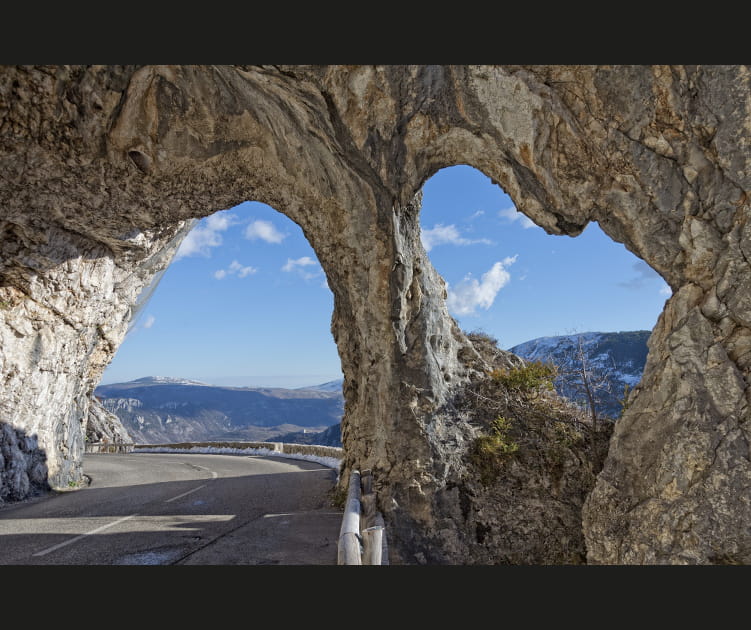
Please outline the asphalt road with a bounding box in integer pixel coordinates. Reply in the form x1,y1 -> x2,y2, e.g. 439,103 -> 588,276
0,452 -> 343,565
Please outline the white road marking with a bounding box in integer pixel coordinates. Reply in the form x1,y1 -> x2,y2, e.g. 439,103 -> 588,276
165,485 -> 207,503
33,466 -> 220,557
33,514 -> 137,556
165,466 -> 217,502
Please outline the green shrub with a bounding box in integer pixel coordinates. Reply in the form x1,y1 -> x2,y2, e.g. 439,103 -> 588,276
491,361 -> 557,394
470,416 -> 519,484
618,383 -> 632,418
466,330 -> 499,347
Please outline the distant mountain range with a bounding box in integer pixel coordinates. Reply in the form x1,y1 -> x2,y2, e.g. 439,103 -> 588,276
94,331 -> 650,446
94,376 -> 344,444
509,330 -> 650,419
272,422 -> 342,447
299,380 -> 343,393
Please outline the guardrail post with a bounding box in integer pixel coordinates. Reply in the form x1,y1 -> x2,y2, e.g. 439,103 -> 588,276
356,468 -> 388,565
361,525 -> 384,565
360,469 -> 377,530
337,470 -> 362,565
374,512 -> 389,565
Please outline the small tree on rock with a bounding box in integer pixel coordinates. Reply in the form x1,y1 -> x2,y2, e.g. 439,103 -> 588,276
554,334 -> 616,457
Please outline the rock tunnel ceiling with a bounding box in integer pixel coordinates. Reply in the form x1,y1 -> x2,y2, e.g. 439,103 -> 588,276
1,65 -> 749,564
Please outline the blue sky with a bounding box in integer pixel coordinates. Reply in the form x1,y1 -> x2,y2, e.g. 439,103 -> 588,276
101,165 -> 671,388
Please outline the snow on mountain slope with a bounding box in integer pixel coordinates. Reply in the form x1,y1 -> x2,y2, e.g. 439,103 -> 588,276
131,376 -> 211,386
509,330 -> 651,419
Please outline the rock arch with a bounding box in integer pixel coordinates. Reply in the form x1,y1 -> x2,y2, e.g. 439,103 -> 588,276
1,65 -> 749,563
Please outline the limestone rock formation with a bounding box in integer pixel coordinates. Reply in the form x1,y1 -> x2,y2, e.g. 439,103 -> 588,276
1,65 -> 749,564
0,421 -> 50,505
85,396 -> 133,446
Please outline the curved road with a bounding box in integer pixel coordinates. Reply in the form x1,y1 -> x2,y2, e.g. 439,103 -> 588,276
0,452 -> 343,565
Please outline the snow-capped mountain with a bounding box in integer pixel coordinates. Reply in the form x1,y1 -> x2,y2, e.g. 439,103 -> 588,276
130,376 -> 211,387
509,330 -> 651,419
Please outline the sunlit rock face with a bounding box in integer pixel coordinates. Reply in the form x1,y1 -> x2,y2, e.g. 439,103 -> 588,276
1,65 -> 749,564
86,396 -> 133,446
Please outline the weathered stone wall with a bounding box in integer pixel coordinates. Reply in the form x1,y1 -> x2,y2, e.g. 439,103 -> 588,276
86,396 -> 133,445
0,420 -> 50,504
1,65 -> 748,563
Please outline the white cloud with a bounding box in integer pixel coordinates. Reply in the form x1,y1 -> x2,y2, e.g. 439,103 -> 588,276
214,260 -> 257,280
420,223 -> 493,252
499,206 -> 537,229
142,315 -> 156,329
175,212 -> 237,260
229,260 -> 257,278
468,210 -> 485,220
660,283 -> 672,296
282,256 -> 317,272
282,256 -> 322,281
244,219 -> 286,244
446,256 -> 517,317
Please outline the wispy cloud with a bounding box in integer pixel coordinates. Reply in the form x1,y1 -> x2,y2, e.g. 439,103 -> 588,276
619,260 -> 672,295
126,312 -> 156,337
420,223 -> 493,252
214,260 -> 258,280
446,256 -> 517,316
244,219 -> 286,244
282,256 -> 323,281
468,210 -> 485,220
175,212 -> 237,260
282,256 -> 317,272
230,260 -> 257,278
498,206 -> 537,229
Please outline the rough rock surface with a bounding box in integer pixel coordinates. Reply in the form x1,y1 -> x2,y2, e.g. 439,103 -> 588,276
85,396 -> 133,445
0,421 -> 50,504
1,65 -> 749,564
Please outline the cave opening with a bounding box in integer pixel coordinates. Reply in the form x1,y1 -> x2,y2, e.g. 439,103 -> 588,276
418,164 -> 672,419
97,201 -> 344,446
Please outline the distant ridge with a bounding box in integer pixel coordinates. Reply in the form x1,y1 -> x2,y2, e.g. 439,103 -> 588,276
94,377 -> 344,444
130,376 -> 211,386
300,379 -> 343,392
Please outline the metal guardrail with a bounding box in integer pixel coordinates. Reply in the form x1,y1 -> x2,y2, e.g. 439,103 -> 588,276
338,468 -> 388,565
84,442 -> 136,453
84,441 -> 344,459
